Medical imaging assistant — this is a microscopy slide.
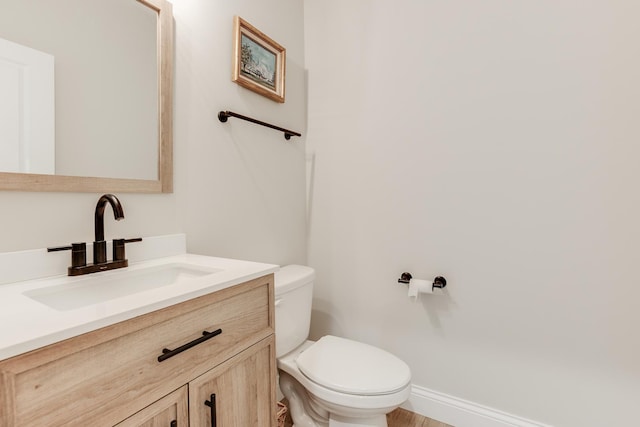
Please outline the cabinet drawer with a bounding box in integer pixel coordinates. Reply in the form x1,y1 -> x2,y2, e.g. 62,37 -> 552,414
0,275 -> 273,427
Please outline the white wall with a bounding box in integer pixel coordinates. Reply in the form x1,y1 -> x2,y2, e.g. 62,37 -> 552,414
304,1 -> 640,426
0,0 -> 306,268
173,0 -> 307,265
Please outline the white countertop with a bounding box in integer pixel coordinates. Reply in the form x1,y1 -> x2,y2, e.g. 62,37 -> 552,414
0,239 -> 278,361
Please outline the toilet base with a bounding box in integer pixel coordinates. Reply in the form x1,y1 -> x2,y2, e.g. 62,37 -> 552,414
280,371 -> 329,427
279,370 -> 390,427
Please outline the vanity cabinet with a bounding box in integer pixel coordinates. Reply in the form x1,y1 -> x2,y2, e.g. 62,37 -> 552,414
0,275 -> 276,427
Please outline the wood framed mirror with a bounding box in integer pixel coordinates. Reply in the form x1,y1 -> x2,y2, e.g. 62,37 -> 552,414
0,0 -> 173,193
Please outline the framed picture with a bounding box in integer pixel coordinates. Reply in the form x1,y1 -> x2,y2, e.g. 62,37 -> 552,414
232,16 -> 286,103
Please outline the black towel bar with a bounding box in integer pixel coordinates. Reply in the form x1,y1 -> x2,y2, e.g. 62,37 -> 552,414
218,110 -> 301,140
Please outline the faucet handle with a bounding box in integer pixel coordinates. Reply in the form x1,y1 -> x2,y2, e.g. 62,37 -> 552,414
47,245 -> 72,252
47,242 -> 87,268
112,237 -> 142,261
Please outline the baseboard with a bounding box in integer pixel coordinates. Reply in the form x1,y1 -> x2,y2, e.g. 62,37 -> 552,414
402,384 -> 553,427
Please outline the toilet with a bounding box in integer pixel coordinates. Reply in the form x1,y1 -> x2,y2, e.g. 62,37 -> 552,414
275,265 -> 412,427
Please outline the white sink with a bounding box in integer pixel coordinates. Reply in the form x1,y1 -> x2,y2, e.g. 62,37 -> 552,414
24,263 -> 222,311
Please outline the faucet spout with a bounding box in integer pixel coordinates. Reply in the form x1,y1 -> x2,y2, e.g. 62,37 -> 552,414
93,194 -> 125,264
94,194 -> 125,242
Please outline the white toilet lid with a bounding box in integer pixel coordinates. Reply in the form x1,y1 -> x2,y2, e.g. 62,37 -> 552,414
296,335 -> 411,395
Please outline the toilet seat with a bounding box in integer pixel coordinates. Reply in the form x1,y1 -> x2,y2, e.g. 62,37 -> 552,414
296,335 -> 411,396
278,340 -> 412,411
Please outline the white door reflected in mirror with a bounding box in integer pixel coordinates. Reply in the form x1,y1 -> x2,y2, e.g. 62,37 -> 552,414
0,37 -> 54,175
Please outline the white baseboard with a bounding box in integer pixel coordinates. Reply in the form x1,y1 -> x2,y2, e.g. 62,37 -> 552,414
402,384 -> 553,427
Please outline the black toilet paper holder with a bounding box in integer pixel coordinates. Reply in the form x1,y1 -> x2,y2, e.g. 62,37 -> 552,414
398,272 -> 447,290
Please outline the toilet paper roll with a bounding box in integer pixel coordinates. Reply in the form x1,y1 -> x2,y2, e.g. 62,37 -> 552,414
408,278 -> 433,302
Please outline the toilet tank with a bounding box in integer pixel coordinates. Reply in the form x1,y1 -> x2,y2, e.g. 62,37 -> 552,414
274,265 -> 315,358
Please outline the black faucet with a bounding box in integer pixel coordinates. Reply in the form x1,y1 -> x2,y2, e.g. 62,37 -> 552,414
93,194 -> 125,264
47,194 -> 142,276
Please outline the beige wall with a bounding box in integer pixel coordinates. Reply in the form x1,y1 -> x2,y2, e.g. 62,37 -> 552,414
304,1 -> 640,426
0,0 -> 307,268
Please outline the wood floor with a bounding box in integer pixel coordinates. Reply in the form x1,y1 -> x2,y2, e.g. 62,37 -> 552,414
386,407 -> 453,427
280,401 -> 453,427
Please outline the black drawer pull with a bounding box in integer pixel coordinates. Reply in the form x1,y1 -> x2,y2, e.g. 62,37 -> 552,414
204,393 -> 217,427
157,328 -> 222,362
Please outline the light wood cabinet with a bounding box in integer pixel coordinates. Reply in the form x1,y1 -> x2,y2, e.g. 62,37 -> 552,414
0,274 -> 276,427
116,385 -> 188,427
189,336 -> 276,426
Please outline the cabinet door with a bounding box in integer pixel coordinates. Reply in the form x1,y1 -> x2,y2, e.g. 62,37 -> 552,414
116,385 -> 188,427
189,336 -> 276,427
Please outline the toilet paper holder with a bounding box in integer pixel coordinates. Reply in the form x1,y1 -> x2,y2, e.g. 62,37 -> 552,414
398,272 -> 447,290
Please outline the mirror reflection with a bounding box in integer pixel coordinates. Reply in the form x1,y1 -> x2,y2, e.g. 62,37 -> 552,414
0,0 -> 158,180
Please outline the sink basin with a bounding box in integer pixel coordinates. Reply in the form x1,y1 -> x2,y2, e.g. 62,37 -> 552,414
24,263 -> 222,311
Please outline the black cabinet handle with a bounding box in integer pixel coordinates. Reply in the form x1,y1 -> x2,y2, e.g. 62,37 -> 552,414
170,421 -> 177,427
157,328 -> 222,362
204,393 -> 217,427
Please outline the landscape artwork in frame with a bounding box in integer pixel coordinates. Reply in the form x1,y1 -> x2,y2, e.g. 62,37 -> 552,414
232,16 -> 286,103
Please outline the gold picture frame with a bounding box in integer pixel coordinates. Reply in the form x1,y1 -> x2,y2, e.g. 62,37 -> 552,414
232,16 -> 286,103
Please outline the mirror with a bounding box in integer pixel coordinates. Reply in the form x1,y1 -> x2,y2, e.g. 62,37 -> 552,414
0,0 -> 173,193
